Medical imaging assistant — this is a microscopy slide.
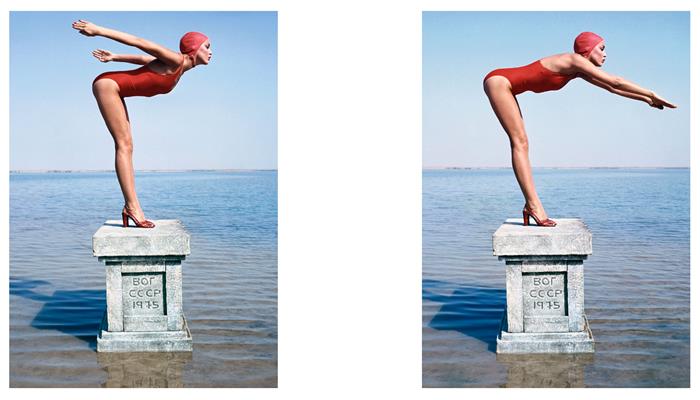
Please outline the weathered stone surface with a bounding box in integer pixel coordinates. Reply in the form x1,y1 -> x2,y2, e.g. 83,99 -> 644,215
505,265 -> 523,332
97,313 -> 193,352
106,259 -> 172,333
106,264 -> 124,331
166,262 -> 184,330
93,220 -> 192,352
567,262 -> 585,331
93,220 -> 190,257
493,218 -> 594,354
522,272 -> 566,317
497,314 -> 594,354
493,218 -> 592,256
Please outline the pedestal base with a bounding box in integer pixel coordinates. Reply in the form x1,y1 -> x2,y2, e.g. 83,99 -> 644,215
97,311 -> 193,353
496,312 -> 594,354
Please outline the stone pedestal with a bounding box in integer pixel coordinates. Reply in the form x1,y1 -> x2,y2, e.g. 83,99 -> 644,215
93,220 -> 193,352
493,218 -> 594,353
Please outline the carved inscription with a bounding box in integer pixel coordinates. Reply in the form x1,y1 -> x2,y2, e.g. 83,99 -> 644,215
522,272 -> 566,317
122,273 -> 165,316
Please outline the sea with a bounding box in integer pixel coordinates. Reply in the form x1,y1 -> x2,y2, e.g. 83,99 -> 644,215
422,168 -> 689,387
9,170 -> 277,387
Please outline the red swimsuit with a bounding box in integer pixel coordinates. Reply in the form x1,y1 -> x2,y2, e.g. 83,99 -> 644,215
93,55 -> 186,98
484,60 -> 577,95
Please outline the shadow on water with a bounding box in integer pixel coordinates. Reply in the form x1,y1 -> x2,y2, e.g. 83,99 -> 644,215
10,277 -> 105,350
423,279 -> 506,352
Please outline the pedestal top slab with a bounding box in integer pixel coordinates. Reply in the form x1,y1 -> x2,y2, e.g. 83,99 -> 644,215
93,220 -> 190,257
493,218 -> 592,257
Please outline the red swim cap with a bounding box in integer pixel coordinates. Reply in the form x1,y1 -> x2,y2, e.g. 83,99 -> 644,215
574,32 -> 604,57
179,32 -> 209,55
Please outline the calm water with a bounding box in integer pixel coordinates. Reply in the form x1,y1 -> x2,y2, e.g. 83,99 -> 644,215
10,171 -> 277,387
422,168 -> 689,388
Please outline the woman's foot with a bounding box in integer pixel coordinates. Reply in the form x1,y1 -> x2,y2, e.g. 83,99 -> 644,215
523,203 -> 556,227
122,204 -> 155,228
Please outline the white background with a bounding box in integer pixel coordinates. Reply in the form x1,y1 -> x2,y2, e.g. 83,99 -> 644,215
1,0 -> 697,398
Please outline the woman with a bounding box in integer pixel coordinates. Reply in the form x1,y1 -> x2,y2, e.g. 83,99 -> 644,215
72,19 -> 212,228
483,32 -> 676,227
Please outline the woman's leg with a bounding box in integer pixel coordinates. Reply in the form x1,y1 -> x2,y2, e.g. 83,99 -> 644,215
92,79 -> 149,222
483,76 -> 549,220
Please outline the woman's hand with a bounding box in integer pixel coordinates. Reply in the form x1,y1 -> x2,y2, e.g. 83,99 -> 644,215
646,97 -> 663,109
92,49 -> 114,62
72,19 -> 101,37
649,92 -> 677,109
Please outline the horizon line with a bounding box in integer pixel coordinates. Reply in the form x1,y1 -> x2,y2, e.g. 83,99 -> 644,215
10,168 -> 278,174
422,166 -> 689,170
9,166 -> 689,173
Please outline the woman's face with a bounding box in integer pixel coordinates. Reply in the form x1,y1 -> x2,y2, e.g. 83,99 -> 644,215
588,41 -> 606,67
195,40 -> 212,65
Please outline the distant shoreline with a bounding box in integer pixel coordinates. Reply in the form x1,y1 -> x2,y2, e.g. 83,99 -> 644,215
9,167 -> 688,173
423,166 -> 689,170
10,169 -> 278,174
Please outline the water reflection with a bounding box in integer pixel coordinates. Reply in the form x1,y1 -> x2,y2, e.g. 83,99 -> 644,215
496,353 -> 594,388
97,352 -> 192,388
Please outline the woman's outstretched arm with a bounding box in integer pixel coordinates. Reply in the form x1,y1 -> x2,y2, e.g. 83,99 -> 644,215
72,19 -> 181,67
92,49 -> 155,65
580,75 -> 667,109
569,53 -> 677,109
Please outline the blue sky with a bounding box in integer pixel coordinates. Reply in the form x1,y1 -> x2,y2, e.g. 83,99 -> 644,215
10,11 -> 277,171
423,12 -> 689,168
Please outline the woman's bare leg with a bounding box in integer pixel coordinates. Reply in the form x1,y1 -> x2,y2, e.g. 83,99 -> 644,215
92,79 -> 148,222
484,76 -> 549,220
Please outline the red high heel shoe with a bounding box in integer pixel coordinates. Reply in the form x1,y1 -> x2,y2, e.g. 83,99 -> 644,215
522,206 -> 556,227
122,205 -> 155,228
